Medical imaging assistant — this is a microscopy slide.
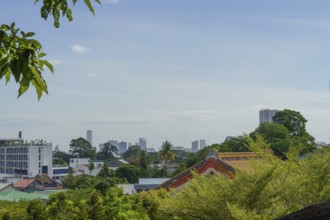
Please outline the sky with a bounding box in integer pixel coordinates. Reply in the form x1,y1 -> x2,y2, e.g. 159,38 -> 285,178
1,0 -> 330,151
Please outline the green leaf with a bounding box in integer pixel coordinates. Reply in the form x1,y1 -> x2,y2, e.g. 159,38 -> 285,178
38,52 -> 47,58
17,77 -> 30,98
41,60 -> 54,73
66,9 -> 73,21
25,32 -> 36,37
84,0 -> 95,16
30,66 -> 48,92
31,79 -> 43,100
4,65 -> 11,84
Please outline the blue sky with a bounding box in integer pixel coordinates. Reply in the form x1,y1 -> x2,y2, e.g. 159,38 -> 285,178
1,0 -> 330,150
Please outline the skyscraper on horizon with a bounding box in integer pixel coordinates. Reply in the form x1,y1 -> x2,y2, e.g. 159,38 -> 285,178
86,130 -> 92,145
138,138 -> 147,150
200,139 -> 206,150
118,141 -> 128,154
192,140 -> 199,152
259,109 -> 278,124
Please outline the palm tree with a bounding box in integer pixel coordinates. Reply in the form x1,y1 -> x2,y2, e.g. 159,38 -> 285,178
88,162 -> 95,175
139,150 -> 149,170
159,141 -> 175,170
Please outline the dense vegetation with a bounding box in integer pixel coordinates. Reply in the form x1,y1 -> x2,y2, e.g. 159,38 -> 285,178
1,109 -> 326,219
1,137 -> 329,220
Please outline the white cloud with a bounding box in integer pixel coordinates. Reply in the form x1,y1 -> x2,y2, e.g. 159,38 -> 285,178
87,73 -> 96,78
71,44 -> 89,54
103,0 -> 121,4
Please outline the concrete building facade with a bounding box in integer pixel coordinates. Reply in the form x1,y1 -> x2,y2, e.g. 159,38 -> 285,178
138,138 -> 147,150
0,139 -> 53,178
259,109 -> 279,124
200,139 -> 206,150
192,140 -> 199,152
118,141 -> 128,154
86,130 -> 93,145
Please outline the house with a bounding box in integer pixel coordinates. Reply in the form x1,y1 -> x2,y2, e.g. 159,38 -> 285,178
158,149 -> 260,192
13,174 -> 62,191
72,164 -> 102,177
108,159 -> 129,170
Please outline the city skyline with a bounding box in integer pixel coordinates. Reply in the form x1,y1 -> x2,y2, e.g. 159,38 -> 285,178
1,1 -> 330,150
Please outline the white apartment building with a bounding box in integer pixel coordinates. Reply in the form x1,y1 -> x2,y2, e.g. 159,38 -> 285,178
69,158 -> 90,168
0,139 -> 53,178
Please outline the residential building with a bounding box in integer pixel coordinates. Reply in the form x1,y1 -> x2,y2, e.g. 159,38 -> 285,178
118,141 -> 128,154
109,140 -> 119,149
200,139 -> 206,150
191,140 -> 199,152
52,166 -> 69,179
0,139 -> 53,178
138,138 -> 147,150
259,109 -> 279,124
69,158 -> 90,168
147,148 -> 156,153
99,143 -> 104,151
86,130 -> 93,145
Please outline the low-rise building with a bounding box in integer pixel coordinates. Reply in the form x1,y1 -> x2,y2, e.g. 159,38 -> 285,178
69,158 -> 90,168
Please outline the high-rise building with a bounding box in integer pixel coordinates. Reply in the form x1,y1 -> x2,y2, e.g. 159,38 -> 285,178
138,138 -> 147,150
192,140 -> 199,152
109,140 -> 119,149
118,141 -> 128,154
0,138 -> 53,178
200,139 -> 206,150
99,143 -> 104,151
259,109 -> 278,124
86,130 -> 93,145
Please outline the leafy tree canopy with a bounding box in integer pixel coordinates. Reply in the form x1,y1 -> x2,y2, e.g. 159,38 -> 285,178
69,137 -> 96,159
0,0 -> 101,99
146,141 -> 330,220
115,164 -> 141,184
273,109 -> 308,136
251,122 -> 291,156
123,145 -> 143,164
96,142 -> 118,161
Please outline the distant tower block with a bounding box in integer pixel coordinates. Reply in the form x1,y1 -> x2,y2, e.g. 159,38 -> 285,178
200,139 -> 206,150
138,138 -> 147,150
259,109 -> 278,124
192,140 -> 199,152
87,130 -> 92,145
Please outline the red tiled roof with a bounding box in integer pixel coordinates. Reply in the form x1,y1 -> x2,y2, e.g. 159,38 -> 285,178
13,179 -> 35,189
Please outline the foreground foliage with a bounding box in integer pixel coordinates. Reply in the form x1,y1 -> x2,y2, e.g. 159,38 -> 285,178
1,0 -> 101,99
0,188 -> 149,220
1,139 -> 329,220
145,141 -> 330,220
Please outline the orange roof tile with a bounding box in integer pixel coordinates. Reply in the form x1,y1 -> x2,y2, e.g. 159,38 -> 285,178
13,179 -> 35,188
